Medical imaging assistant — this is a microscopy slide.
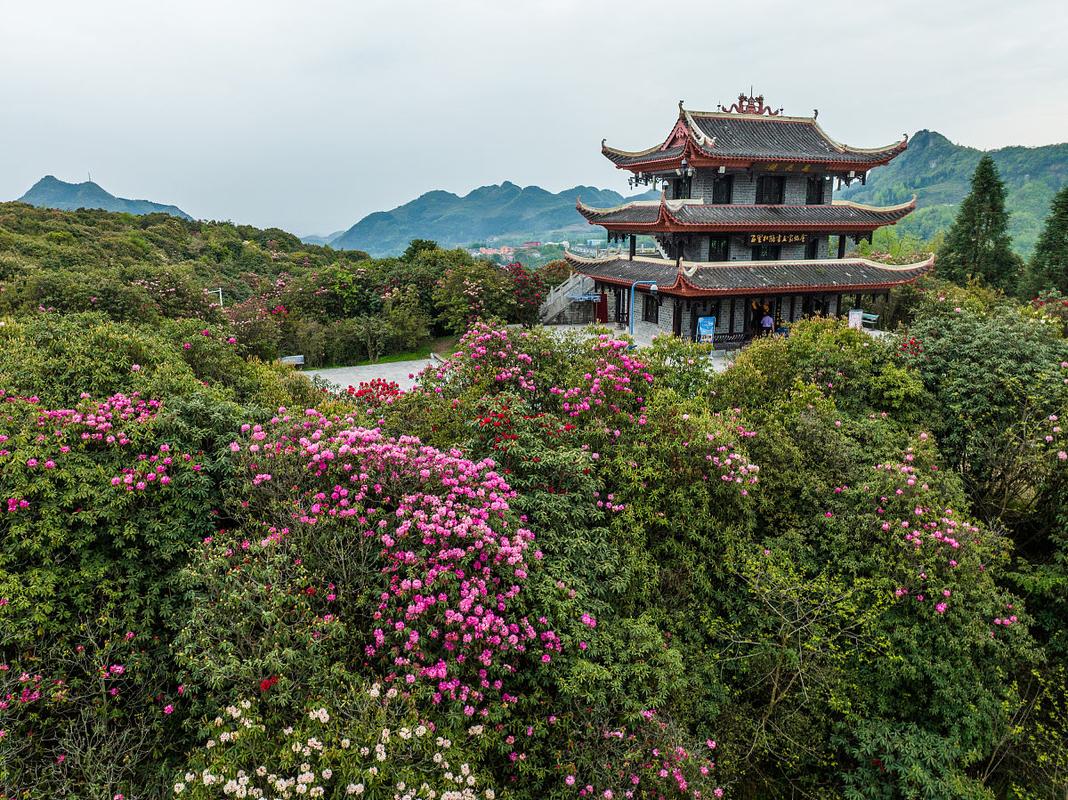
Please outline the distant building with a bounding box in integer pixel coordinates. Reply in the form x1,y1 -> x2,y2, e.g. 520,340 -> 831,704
567,92 -> 932,345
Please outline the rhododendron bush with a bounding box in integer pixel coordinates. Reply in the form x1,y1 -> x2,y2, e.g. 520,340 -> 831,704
2,301 -> 1067,798
180,419 -> 560,718
0,315 -> 327,797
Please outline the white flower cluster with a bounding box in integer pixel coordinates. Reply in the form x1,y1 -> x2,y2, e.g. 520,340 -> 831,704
175,692 -> 497,800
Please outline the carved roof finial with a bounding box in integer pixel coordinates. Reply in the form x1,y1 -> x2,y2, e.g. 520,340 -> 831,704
814,108 -> 819,119
721,90 -> 782,116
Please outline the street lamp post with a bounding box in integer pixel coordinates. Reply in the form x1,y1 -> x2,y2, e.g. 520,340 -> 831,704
628,279 -> 658,338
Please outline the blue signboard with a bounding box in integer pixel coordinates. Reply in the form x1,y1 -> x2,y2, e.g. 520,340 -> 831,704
697,316 -> 717,345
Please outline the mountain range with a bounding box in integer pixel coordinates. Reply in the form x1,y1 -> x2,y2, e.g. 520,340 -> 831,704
14,129 -> 1068,256
325,182 -> 659,255
17,175 -> 192,220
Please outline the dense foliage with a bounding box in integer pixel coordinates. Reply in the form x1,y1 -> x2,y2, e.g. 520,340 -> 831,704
1021,185 -> 1068,299
0,203 -> 551,367
937,156 -> 1023,292
1,206 -> 1067,799
839,130 -> 1068,256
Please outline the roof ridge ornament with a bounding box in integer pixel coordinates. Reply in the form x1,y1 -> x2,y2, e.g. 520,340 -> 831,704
719,91 -> 783,116
683,110 -> 715,148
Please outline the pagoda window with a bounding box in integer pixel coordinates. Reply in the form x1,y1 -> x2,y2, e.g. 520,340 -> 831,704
708,235 -> 730,262
756,175 -> 785,205
806,177 -> 825,205
710,175 -> 733,204
642,294 -> 659,324
672,176 -> 692,200
751,244 -> 781,261
805,237 -> 820,259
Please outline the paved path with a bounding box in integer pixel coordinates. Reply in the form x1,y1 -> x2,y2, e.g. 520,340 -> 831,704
545,323 -> 734,372
303,358 -> 435,392
303,322 -> 751,392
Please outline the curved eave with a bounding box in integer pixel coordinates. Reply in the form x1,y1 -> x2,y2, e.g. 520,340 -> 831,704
606,109 -> 908,172
577,197 -> 917,233
577,197 -> 669,227
606,147 -> 905,173
602,143 -> 690,170
833,197 -> 917,214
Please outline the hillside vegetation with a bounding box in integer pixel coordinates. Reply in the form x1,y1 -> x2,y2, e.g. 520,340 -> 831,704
0,204 -> 1066,799
841,130 -> 1068,255
0,203 -> 556,367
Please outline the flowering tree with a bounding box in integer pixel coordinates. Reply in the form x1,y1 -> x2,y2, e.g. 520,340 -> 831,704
504,262 -> 546,327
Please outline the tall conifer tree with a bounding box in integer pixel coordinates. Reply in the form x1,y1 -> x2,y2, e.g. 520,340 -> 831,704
937,155 -> 1022,291
1020,185 -> 1068,297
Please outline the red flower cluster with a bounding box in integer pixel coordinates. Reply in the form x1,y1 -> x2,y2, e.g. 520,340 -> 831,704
898,336 -> 924,359
346,378 -> 403,406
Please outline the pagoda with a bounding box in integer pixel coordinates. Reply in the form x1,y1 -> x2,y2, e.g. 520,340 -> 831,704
566,92 -> 932,345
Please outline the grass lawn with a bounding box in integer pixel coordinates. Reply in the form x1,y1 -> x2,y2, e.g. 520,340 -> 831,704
431,334 -> 461,356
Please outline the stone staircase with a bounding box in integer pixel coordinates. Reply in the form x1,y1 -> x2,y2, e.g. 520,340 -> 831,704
538,273 -> 594,323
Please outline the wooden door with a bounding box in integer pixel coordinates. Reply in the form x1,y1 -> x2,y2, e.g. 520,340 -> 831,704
596,292 -> 608,323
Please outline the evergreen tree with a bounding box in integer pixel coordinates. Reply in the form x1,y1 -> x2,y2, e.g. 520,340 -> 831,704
1020,185 -> 1068,297
937,155 -> 1022,291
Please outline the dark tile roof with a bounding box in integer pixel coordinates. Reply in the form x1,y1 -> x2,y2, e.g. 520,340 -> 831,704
602,110 -> 906,169
581,202 -> 663,224
604,145 -> 685,167
566,256 -> 680,286
565,253 -> 933,296
579,200 -> 914,229
688,113 -> 904,164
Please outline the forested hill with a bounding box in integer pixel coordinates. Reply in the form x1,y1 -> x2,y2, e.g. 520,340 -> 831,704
839,129 -> 1068,254
17,175 -> 192,220
327,182 -> 659,255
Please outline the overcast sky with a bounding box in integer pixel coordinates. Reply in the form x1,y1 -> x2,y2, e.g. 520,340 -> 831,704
2,0 -> 1066,235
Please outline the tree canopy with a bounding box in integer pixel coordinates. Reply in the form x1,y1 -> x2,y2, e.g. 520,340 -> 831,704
1022,185 -> 1068,298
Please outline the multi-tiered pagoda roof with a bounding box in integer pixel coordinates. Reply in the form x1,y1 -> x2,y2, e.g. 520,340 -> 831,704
566,92 -> 931,308
602,95 -> 907,174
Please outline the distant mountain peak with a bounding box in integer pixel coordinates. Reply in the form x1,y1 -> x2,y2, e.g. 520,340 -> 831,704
840,130 -> 1068,255
17,175 -> 192,220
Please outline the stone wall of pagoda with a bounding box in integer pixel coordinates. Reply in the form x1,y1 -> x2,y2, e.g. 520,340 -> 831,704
689,170 -> 834,206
